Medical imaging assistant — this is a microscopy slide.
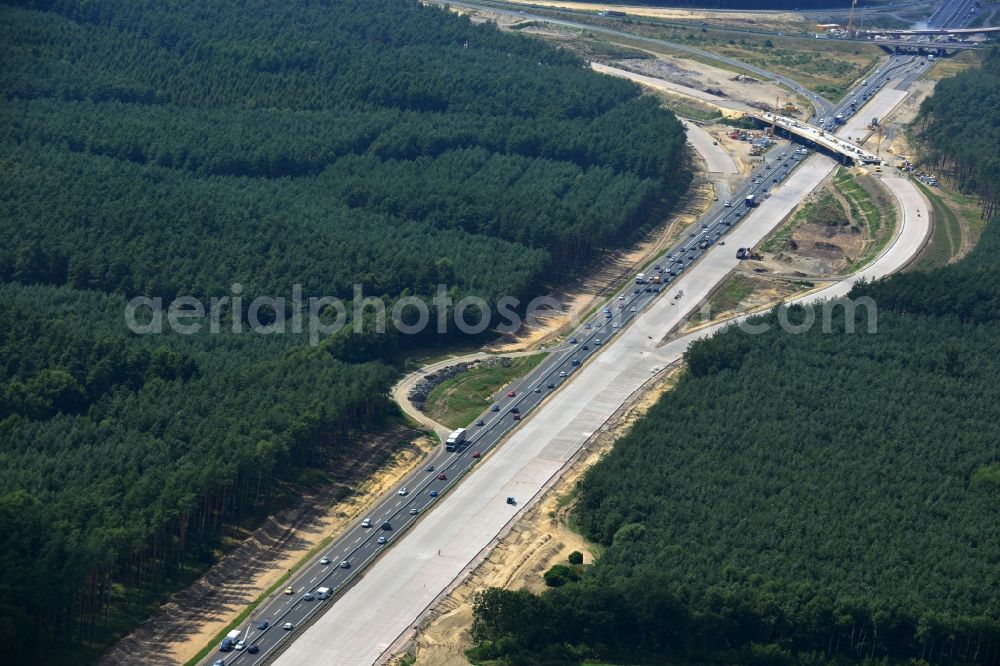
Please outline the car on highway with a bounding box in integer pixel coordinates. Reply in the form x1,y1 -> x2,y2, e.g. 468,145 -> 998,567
398,487 -> 408,496
569,337 -> 577,344
559,370 -> 567,377
510,406 -> 520,414
283,622 -> 294,630
533,386 -> 541,393
513,413 -> 521,421
247,645 -> 259,655
581,345 -> 589,351
340,560 -> 350,569
235,640 -> 246,650
633,287 -> 640,294
437,472 -> 447,480
320,556 -> 331,565
506,390 -> 516,397
612,322 -> 620,329
475,419 -> 485,426
630,306 -> 637,312
378,535 -> 387,544
618,294 -> 624,300
428,490 -> 439,497
491,404 -> 500,412
382,521 -> 392,530
547,382 -> 555,389
257,619 -> 269,630
362,517 -> 372,528
425,465 -> 434,472
303,591 -> 314,601
409,507 -> 419,515
724,201 -> 731,207
284,586 -> 294,595
214,660 -> 226,666
471,451 -> 481,458
594,339 -> 602,346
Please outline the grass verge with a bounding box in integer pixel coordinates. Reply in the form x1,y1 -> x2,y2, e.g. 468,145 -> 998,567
424,354 -> 548,430
835,169 -> 896,273
912,181 -> 962,271
760,191 -> 838,253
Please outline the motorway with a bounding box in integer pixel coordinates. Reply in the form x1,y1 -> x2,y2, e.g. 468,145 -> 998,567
211,143 -> 812,666
269,92 -> 928,663
928,0 -> 981,28
205,6 -> 951,666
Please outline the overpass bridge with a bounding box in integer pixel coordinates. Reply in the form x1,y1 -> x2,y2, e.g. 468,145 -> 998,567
745,111 -> 880,165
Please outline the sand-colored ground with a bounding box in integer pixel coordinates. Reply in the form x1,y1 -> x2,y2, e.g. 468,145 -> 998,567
883,78 -> 935,164
394,367 -> 682,666
493,0 -> 806,31
611,51 -> 804,114
100,428 -> 435,665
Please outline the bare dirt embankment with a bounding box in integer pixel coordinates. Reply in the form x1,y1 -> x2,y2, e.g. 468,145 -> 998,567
100,426 -> 433,666
482,0 -> 809,32
610,53 -> 799,115
393,367 -> 683,666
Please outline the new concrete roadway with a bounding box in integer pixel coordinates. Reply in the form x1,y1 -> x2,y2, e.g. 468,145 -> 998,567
269,79 -> 929,665
204,16 -> 934,666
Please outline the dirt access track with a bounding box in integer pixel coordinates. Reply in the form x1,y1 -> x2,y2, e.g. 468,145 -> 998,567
495,0 -> 807,29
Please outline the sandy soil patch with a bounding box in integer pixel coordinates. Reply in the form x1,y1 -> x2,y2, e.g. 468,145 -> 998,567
492,0 -> 807,31
392,367 -> 683,665
883,79 -> 936,165
613,51 -> 804,114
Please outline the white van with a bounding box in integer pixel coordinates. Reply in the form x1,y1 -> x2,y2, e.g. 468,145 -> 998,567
315,587 -> 331,600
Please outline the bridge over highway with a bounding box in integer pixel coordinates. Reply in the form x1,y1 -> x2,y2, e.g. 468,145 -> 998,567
745,111 -> 881,165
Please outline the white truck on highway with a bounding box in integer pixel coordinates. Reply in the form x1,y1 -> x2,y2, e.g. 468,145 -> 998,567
220,629 -> 242,651
315,587 -> 331,599
635,272 -> 647,283
445,427 -> 467,452
745,194 -> 757,207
